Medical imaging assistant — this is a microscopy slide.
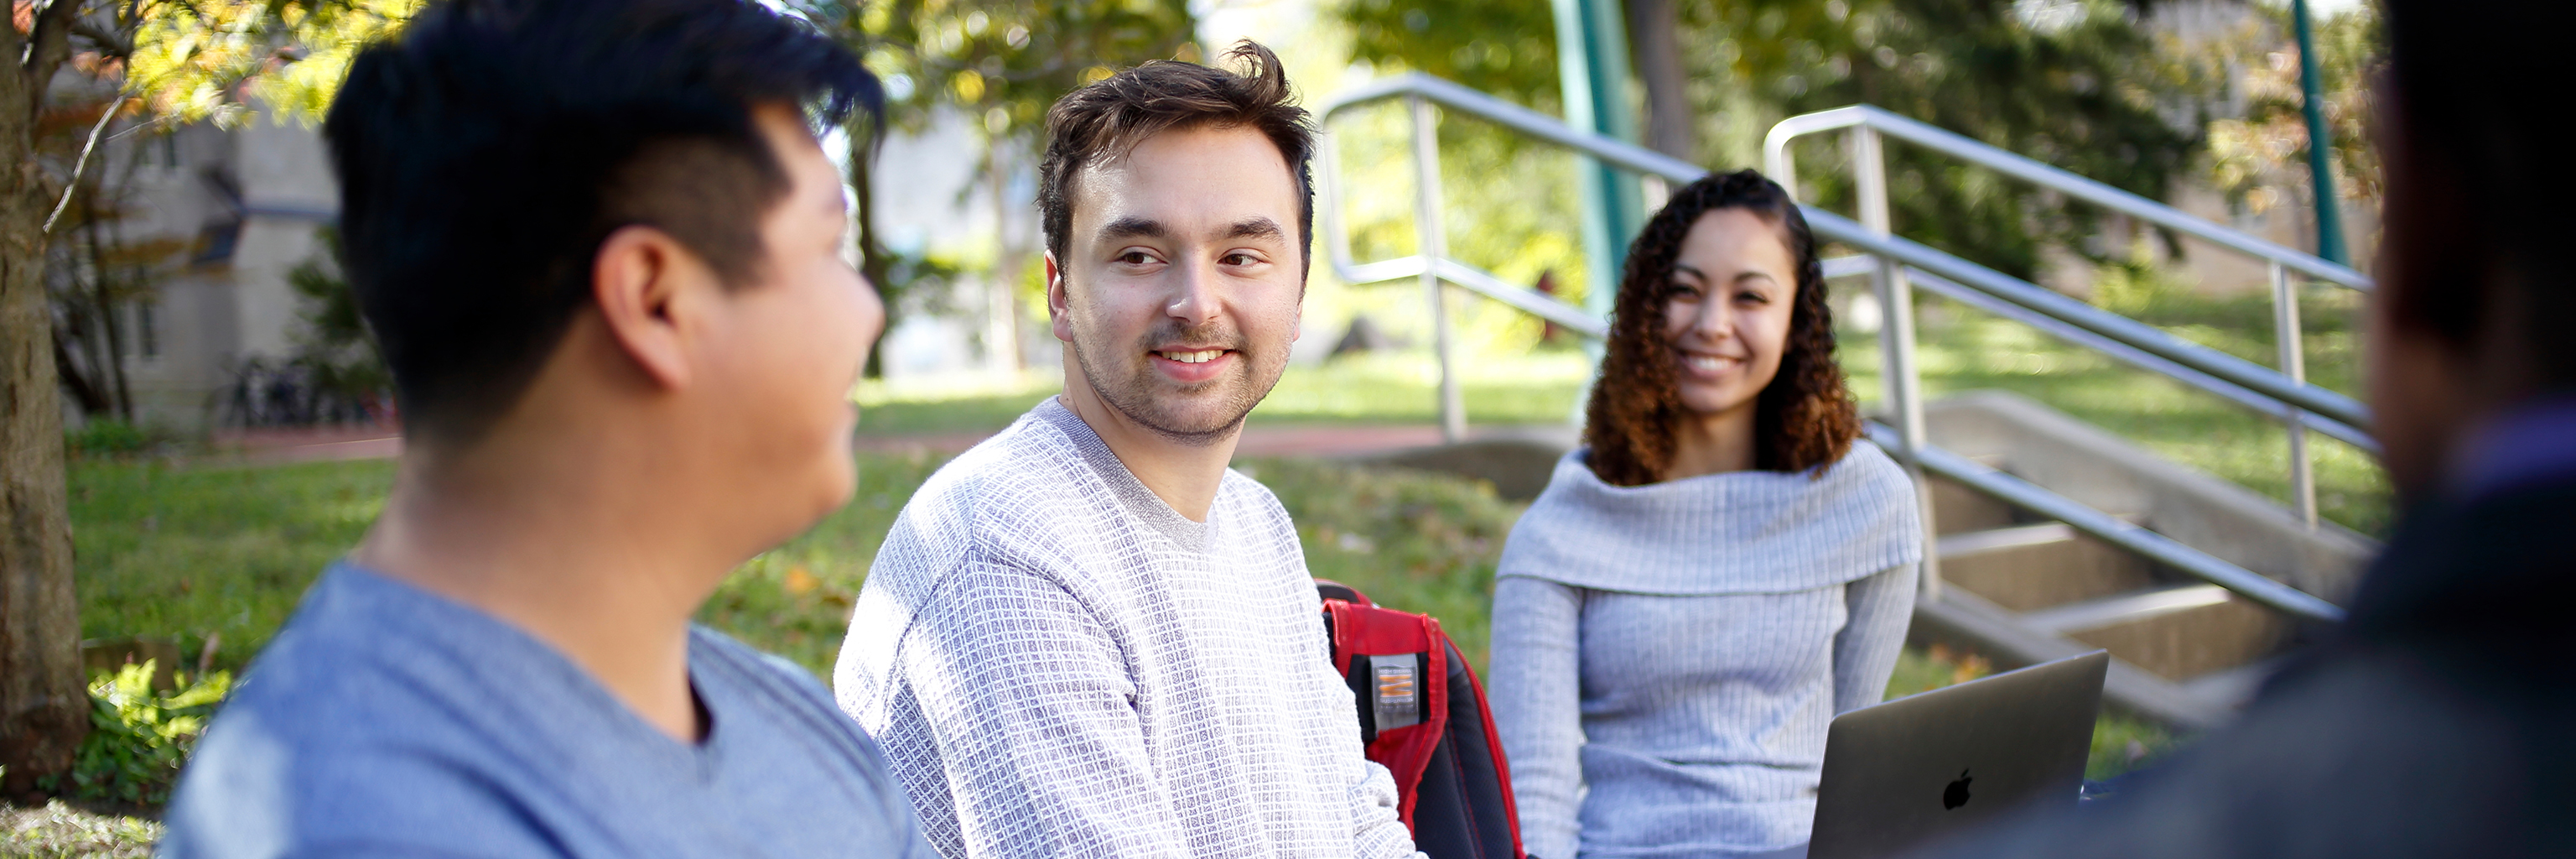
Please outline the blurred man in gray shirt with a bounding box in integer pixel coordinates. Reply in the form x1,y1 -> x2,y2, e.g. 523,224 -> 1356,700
159,2 -> 932,856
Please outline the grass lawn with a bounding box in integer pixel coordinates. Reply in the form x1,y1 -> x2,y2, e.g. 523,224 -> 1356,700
67,446 -> 2178,793
70,457 -> 397,674
852,351 -> 1593,437
51,280 -> 2366,841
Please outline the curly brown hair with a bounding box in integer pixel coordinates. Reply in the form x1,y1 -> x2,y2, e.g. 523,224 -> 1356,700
1582,169 -> 1861,486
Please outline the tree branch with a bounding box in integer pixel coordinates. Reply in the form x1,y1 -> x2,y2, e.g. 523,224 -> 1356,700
23,0 -> 87,82
51,326 -> 112,417
70,18 -> 132,58
44,96 -> 124,235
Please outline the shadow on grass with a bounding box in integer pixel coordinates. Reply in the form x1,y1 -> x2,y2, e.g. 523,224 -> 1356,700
70,458 -> 397,674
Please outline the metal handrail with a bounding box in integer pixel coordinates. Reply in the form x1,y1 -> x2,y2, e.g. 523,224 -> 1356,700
1815,254 -> 2374,450
1764,105 -> 2373,291
1320,74 -> 1707,181
1316,75 -> 2368,431
1891,263 -> 2377,453
1766,104 -> 2366,527
1803,208 -> 2371,430
1338,256 -> 1607,339
1875,424 -> 2346,623
1312,72 -> 2356,622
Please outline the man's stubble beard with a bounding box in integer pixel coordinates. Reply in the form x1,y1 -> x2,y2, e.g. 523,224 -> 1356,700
1069,314 -> 1286,448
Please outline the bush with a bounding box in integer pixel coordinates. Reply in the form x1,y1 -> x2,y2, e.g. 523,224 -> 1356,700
42,662 -> 231,807
65,420 -> 148,457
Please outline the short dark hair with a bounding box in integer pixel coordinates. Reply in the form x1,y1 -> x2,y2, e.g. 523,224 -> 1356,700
325,0 -> 879,445
2382,0 -> 2576,388
1584,169 -> 1859,486
1038,40 -> 1315,277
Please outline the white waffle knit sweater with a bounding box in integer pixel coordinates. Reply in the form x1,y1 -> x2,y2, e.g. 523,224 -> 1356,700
834,398 -> 1422,859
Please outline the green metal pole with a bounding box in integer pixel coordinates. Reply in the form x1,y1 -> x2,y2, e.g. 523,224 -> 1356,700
2291,0 -> 2345,265
1550,0 -> 1645,322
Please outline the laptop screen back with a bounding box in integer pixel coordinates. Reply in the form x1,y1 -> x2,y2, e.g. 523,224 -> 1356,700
1804,650 -> 2110,859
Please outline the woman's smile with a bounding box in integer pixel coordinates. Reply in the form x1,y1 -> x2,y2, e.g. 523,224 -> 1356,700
1676,348 -> 1748,379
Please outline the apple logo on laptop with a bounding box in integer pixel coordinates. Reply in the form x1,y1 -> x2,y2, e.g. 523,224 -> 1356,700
1942,769 -> 1973,810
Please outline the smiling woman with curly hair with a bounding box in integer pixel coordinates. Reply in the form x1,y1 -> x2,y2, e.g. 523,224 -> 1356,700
1487,169 -> 1925,859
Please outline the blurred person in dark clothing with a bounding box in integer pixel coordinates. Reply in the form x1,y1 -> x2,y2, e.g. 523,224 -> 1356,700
158,2 -> 932,856
1909,1 -> 2575,856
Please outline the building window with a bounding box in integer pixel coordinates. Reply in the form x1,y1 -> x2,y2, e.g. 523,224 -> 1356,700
132,302 -> 158,361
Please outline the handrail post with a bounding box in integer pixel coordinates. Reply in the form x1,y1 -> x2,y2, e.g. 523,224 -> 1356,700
1411,95 -> 1466,443
2271,262 -> 2319,528
1851,125 -> 1944,599
1763,132 -> 1797,202
1316,119 -> 1358,277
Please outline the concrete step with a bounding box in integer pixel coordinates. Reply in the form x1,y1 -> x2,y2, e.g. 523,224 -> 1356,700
2019,584 -> 2232,634
1929,474 -> 2018,535
2059,590 -> 2291,683
1933,520 -> 2293,683
1908,392 -> 2376,727
1908,589 -> 2230,730
1925,391 -> 2377,602
1935,523 -> 2153,612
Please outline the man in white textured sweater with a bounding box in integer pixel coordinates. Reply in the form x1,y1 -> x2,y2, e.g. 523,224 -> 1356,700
833,42 -> 1422,859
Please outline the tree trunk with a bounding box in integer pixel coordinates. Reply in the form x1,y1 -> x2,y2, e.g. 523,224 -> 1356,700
2,2 -> 96,801
1626,0 -> 1696,161
82,206 -> 133,422
50,334 -> 110,418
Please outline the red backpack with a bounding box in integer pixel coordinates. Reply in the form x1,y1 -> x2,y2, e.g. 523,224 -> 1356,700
1317,580 -> 1530,859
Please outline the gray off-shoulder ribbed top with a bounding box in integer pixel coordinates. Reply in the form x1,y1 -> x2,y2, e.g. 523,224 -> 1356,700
1488,444 -> 1924,859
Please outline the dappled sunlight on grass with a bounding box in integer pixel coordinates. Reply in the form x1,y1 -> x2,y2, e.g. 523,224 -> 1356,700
1237,456 -> 1531,671
697,450 -> 950,676
70,458 -> 397,673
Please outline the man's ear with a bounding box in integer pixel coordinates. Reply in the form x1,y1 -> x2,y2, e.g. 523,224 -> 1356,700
592,224 -> 704,389
1046,251 -> 1076,344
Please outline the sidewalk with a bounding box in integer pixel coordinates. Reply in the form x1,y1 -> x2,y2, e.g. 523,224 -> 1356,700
216,425 -> 404,465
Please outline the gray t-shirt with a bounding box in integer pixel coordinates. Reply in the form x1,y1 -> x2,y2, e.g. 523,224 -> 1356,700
160,563 -> 933,859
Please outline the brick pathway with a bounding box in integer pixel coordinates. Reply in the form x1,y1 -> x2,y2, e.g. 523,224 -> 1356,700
216,426 -> 404,465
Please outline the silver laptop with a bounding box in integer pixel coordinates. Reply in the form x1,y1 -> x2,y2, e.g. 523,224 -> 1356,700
1799,650 -> 2111,859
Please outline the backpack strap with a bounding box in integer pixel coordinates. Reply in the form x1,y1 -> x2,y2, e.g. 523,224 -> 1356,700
1452,634 -> 1525,856
1322,598 -> 1453,827
1316,579 -> 1374,607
